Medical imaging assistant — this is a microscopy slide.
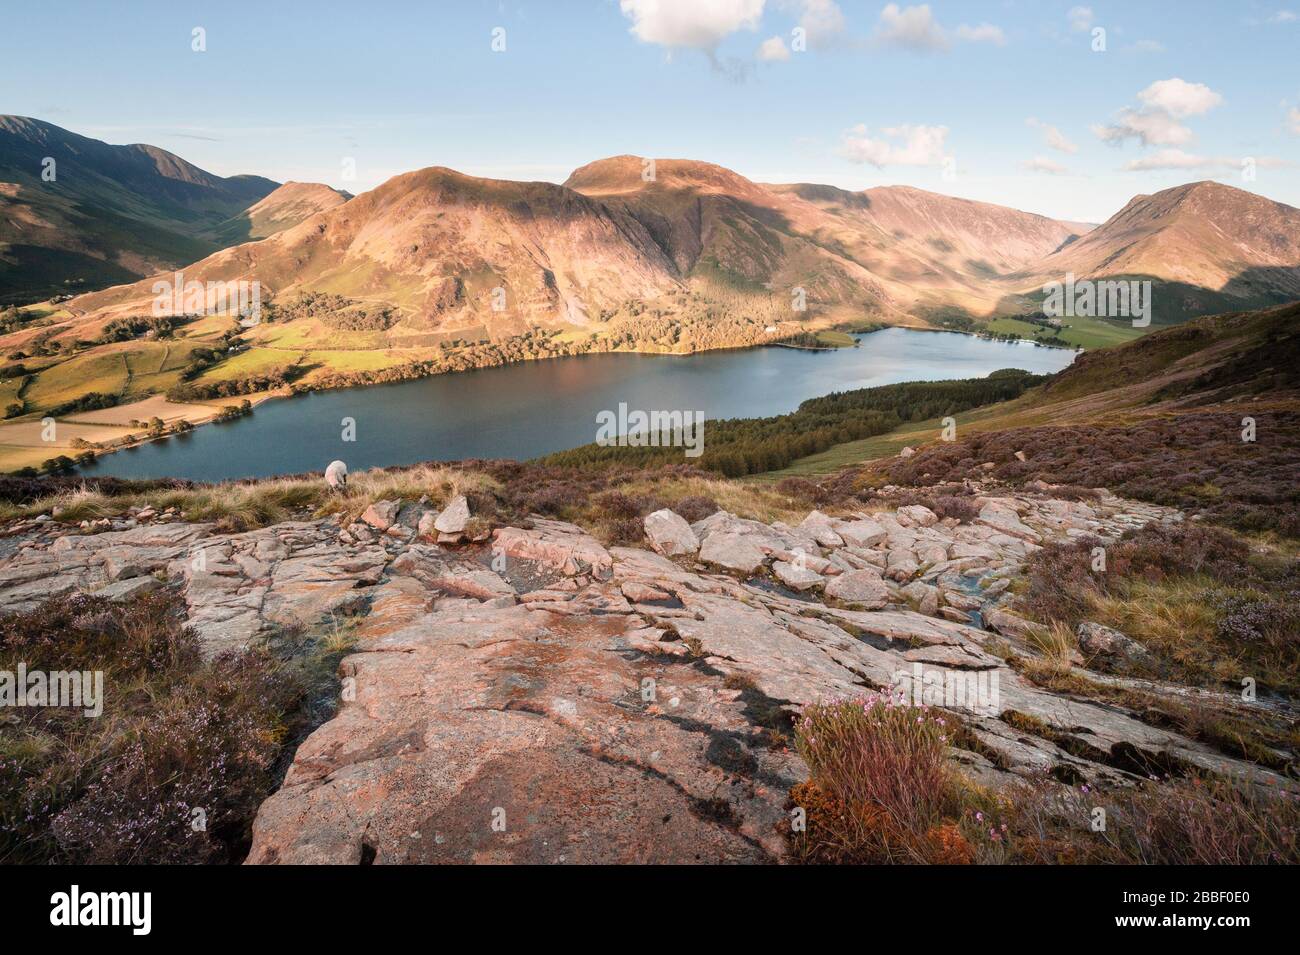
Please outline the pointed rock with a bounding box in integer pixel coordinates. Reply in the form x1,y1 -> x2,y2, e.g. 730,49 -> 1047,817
643,509 -> 699,556
434,495 -> 471,534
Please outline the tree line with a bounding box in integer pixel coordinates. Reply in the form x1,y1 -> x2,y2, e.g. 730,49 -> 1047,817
540,369 -> 1047,477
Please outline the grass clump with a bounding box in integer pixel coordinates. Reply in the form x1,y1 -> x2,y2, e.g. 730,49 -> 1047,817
788,689 -> 1300,865
790,690 -> 961,864
1019,523 -> 1299,693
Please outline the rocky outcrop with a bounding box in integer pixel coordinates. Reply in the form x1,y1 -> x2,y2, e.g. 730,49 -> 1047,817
2,485 -> 1287,866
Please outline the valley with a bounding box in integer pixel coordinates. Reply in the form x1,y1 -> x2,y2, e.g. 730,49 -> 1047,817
1,108 -> 1298,874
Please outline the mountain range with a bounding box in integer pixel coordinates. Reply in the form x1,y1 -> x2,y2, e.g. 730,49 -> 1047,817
3,116 -> 1300,354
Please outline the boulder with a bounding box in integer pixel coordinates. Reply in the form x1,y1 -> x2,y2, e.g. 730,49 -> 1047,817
824,569 -> 889,609
492,522 -> 613,580
886,549 -> 920,581
897,504 -> 938,527
699,532 -> 766,575
798,510 -> 844,548
900,581 -> 940,616
985,607 -> 1045,642
416,510 -> 441,539
102,554 -> 145,581
360,500 -> 401,532
772,560 -> 824,592
434,495 -> 471,535
643,509 -> 699,556
1077,621 -> 1150,666
835,518 -> 887,548
96,575 -> 163,602
976,503 -> 1040,542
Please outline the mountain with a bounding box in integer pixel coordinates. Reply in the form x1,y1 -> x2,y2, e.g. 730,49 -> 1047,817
768,179 -> 1090,314
209,181 -> 352,244
65,165 -> 683,338
1012,181 -> 1300,323
565,156 -> 891,312
564,156 -> 1089,317
0,116 -> 279,303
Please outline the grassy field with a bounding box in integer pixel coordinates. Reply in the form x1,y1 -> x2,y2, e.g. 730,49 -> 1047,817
22,350 -> 133,407
814,330 -> 859,347
985,315 -> 1144,349
19,340 -> 203,410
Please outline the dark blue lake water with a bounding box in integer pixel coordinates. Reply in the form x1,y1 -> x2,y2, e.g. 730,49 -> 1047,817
81,329 -> 1075,481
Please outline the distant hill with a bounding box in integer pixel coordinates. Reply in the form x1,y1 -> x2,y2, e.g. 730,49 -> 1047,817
1012,181 -> 1300,324
208,181 -> 352,244
62,164 -> 685,340
0,116 -> 279,303
565,155 -> 1089,318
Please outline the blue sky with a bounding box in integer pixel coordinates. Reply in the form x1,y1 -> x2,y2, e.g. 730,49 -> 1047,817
3,0 -> 1298,222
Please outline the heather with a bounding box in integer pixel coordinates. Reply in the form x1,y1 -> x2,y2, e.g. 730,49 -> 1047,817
1018,523 -> 1300,694
870,410 -> 1300,537
790,691 -> 1300,865
0,591 -> 316,863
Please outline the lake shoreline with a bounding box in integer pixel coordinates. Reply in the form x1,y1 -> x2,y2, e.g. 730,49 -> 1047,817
66,328 -> 1079,482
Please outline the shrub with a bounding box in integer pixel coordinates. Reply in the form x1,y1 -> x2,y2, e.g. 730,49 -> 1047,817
0,592 -> 306,864
672,495 -> 719,522
871,412 -> 1300,538
594,491 -> 644,520
792,691 -> 952,862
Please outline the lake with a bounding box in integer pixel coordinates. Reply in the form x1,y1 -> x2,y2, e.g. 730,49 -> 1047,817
81,329 -> 1076,481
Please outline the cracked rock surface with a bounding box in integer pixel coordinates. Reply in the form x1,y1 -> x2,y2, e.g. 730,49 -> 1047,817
0,489 -> 1290,864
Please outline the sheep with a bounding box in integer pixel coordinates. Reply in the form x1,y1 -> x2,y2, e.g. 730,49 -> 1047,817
325,459 -> 348,491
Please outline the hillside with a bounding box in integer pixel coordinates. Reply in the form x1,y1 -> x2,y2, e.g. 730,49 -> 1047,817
565,156 -> 1090,318
64,165 -> 684,335
0,116 -> 278,303
807,302 -> 1300,536
208,181 -> 352,244
771,180 -> 1089,316
1012,181 -> 1300,324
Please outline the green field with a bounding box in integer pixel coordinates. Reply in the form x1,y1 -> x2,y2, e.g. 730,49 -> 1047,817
985,315 -> 1144,349
815,330 -> 859,347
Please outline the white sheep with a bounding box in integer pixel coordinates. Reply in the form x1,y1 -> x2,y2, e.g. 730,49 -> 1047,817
325,459 -> 348,491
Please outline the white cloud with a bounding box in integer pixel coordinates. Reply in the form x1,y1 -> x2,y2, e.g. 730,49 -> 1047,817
1026,117 -> 1078,154
757,34 -> 791,60
1023,156 -> 1070,175
955,22 -> 1006,45
1136,78 -> 1223,117
799,0 -> 847,48
1093,107 -> 1192,147
619,0 -> 765,50
1068,6 -> 1093,32
1094,80 -> 1222,150
874,3 -> 948,51
1270,10 -> 1297,22
841,123 -> 950,167
872,4 -> 1005,52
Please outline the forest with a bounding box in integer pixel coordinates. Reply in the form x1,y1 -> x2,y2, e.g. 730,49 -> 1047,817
542,368 -> 1046,476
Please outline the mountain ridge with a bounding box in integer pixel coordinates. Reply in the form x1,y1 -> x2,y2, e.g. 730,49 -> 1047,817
0,116 -> 284,303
